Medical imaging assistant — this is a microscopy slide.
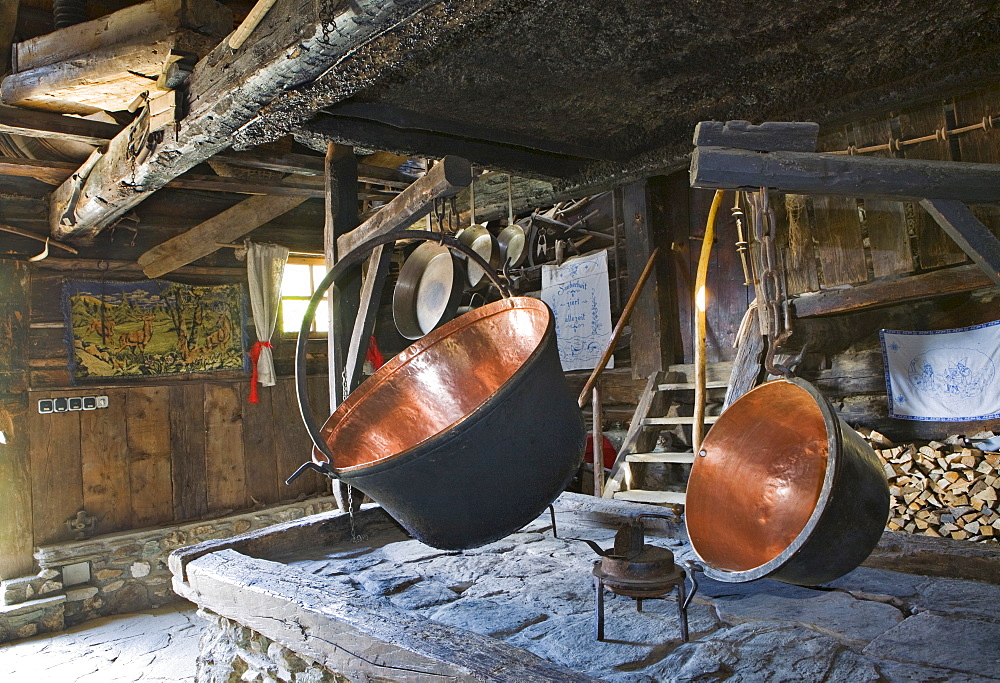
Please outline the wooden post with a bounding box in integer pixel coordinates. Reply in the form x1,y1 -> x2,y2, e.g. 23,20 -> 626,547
324,143 -> 361,513
622,180 -> 671,380
592,385 -> 603,497
0,260 -> 33,579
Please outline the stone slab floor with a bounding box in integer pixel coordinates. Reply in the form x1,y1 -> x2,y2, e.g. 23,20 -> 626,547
274,512 -> 1000,682
0,603 -> 202,683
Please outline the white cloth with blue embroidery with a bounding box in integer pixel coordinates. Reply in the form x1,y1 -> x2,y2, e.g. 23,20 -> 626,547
881,319 -> 1000,422
541,250 -> 614,372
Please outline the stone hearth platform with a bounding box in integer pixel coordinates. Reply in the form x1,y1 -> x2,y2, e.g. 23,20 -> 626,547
171,493 -> 1000,682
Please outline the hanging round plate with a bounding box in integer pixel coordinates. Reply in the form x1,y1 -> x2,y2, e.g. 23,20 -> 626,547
393,242 -> 466,339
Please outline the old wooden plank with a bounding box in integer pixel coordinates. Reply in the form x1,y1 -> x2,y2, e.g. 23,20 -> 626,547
708,191 -> 751,361
0,0 -> 18,76
205,382 -> 247,513
326,143 -> 360,410
647,173 -> 687,365
778,194 -> 818,294
0,261 -> 29,395
0,396 -> 33,579
272,376 -> 326,499
46,0 -> 456,239
126,386 -> 174,528
3,33 -> 218,115
919,199 -> 1000,286
811,195 -> 868,286
898,102 -> 968,268
13,0 -> 230,72
851,117 -> 915,278
792,263 -> 994,317
240,380 -> 279,506
953,89 -> 1000,237
80,388 -> 131,534
344,246 -> 393,393
137,195 -> 307,278
301,115 -> 589,179
623,180 -> 671,379
29,389 -> 83,545
169,383 -> 207,520
693,120 -> 820,152
690,146 -> 1000,203
336,155 -> 472,257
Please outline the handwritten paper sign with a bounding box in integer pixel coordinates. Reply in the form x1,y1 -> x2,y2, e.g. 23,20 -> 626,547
541,250 -> 614,372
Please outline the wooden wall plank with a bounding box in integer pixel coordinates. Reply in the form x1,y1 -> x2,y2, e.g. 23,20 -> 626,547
707,193 -> 752,363
80,388 -> 131,534
953,89 -> 1000,238
647,174 -> 687,366
272,377 -> 324,498
0,396 -> 34,579
127,386 -> 173,528
240,380 -> 279,506
0,261 -> 29,394
170,383 -> 207,520
29,389 -> 83,545
205,383 -> 247,512
811,130 -> 868,287
898,101 -> 967,269
781,194 -> 819,295
852,117 -> 915,279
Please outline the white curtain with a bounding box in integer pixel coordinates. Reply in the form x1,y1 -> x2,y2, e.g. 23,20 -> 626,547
246,241 -> 289,400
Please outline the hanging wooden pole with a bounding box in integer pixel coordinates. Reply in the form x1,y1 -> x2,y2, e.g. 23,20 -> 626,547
693,190 -> 725,454
578,247 -> 660,408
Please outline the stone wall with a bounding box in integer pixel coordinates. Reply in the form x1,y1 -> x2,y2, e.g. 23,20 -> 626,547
0,496 -> 337,644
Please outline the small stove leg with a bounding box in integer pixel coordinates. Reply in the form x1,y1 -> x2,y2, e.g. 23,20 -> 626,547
594,574 -> 605,641
549,505 -> 558,538
636,598 -> 643,612
675,581 -> 689,643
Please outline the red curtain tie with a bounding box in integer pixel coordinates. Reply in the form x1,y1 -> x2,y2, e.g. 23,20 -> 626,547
248,340 -> 273,404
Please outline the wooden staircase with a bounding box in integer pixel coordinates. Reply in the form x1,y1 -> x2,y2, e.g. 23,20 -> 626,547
602,365 -> 729,505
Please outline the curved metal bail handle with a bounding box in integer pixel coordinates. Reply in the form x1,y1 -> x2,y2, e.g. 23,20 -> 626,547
681,560 -> 702,610
295,229 -> 512,471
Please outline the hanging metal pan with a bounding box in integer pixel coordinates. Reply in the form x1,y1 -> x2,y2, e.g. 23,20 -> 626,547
456,225 -> 500,289
393,242 -> 466,339
497,222 -> 527,268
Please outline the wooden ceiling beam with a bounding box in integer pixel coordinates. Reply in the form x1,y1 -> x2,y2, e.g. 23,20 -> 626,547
47,0 -> 449,241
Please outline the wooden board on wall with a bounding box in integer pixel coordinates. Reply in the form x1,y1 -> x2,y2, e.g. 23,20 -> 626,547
0,397 -> 34,579
851,117 -> 915,279
898,101 -> 968,269
29,389 -> 83,545
170,383 -> 207,520
272,376 -> 327,499
780,194 -> 819,295
0,261 -> 29,394
205,383 -> 247,513
953,89 -> 1000,238
81,387 -> 131,534
811,129 -> 868,287
126,386 -> 174,528
240,380 -> 279,506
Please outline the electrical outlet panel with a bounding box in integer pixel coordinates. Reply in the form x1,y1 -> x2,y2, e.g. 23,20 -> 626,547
38,396 -> 109,414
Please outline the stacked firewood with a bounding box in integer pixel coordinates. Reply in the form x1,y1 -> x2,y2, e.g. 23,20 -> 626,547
858,429 -> 999,543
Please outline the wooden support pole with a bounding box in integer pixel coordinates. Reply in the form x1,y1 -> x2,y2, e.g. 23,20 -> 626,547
920,199 -> 1000,286
578,247 -> 660,408
336,156 -> 472,256
691,146 -> 1000,204
343,246 -> 392,394
137,194 -> 307,278
592,385 -> 603,497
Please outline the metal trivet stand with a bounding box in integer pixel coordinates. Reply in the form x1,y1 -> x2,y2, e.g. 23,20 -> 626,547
579,514 -> 699,642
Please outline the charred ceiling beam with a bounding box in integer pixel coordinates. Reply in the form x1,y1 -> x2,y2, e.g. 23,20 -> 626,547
47,0 -> 475,241
322,101 -> 620,163
298,114 -> 590,179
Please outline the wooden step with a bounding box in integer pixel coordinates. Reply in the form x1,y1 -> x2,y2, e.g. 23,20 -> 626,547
614,490 -> 687,505
642,415 -> 720,426
625,452 -> 696,464
657,381 -> 728,392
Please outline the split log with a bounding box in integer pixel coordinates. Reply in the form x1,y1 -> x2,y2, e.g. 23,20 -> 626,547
690,146 -> 1000,204
692,121 -> 819,152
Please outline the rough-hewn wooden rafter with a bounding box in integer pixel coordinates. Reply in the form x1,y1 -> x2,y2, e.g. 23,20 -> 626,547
48,0 -> 454,241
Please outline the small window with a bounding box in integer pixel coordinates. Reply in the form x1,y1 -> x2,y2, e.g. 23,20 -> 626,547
280,258 -> 330,335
